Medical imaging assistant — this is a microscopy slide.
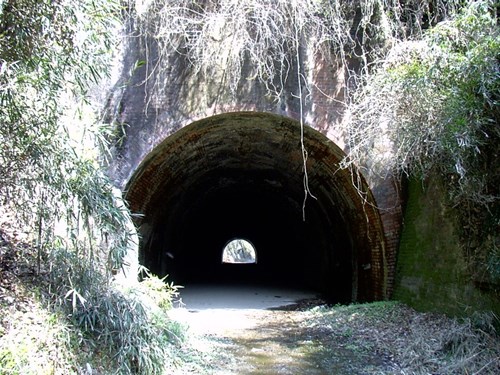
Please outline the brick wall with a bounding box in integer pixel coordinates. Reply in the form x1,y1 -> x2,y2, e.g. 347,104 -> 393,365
106,31 -> 403,300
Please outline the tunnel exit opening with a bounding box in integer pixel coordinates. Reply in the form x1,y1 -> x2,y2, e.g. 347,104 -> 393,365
222,239 -> 257,264
125,112 -> 388,303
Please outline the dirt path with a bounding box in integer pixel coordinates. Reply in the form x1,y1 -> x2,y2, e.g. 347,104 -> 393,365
167,285 -> 499,374
168,285 -> 395,374
182,308 -> 393,374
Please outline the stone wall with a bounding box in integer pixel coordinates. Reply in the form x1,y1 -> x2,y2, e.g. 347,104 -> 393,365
393,178 -> 500,316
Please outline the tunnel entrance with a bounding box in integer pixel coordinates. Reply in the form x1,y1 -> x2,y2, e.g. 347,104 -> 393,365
125,112 -> 387,303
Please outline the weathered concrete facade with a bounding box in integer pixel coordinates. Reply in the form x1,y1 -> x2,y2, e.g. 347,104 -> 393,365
105,20 -> 403,302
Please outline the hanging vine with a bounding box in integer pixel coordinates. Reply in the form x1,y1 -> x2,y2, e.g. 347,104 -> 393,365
130,0 -> 461,216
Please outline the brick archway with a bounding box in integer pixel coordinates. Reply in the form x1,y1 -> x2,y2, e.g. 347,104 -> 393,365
125,112 -> 388,302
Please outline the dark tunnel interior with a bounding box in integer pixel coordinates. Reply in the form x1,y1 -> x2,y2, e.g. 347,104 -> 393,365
148,171 -> 353,302
126,112 -> 387,303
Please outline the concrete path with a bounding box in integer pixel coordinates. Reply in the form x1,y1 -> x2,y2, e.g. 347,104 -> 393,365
169,283 -> 318,335
174,283 -> 318,310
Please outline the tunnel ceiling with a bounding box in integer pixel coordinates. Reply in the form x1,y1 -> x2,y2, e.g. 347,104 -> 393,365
125,112 -> 387,302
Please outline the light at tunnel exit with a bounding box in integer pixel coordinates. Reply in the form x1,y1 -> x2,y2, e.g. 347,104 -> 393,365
222,238 -> 257,264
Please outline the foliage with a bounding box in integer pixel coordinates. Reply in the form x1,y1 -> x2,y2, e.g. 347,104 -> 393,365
0,0 -> 129,268
1,0 -> 185,373
0,228 -> 184,374
136,270 -> 181,310
0,0 -> 138,312
45,247 -> 183,374
342,0 -> 499,286
343,0 -> 498,200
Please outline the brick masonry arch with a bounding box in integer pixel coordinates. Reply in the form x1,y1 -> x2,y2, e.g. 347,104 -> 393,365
105,16 -> 403,299
125,112 -> 388,302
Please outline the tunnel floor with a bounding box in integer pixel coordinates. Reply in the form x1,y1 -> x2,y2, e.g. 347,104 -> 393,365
174,282 -> 320,310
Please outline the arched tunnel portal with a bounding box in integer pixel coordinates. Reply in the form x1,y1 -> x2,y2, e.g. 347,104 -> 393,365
125,112 -> 388,303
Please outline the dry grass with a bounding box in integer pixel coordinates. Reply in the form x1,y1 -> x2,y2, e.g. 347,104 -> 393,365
306,302 -> 500,374
0,228 -> 80,374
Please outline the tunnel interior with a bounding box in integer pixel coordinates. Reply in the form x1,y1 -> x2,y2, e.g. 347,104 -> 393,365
125,112 -> 387,303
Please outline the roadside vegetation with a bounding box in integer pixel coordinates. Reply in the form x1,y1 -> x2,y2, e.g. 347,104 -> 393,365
0,227 -> 184,374
0,0 -> 185,373
343,1 -> 499,292
305,302 -> 500,374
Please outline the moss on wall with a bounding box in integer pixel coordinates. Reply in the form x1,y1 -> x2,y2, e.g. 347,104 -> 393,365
393,177 -> 500,318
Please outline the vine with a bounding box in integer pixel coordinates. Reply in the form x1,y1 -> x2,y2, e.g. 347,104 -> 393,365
131,0 -> 461,215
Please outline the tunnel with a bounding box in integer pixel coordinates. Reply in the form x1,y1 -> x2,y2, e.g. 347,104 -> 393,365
125,112 -> 388,303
